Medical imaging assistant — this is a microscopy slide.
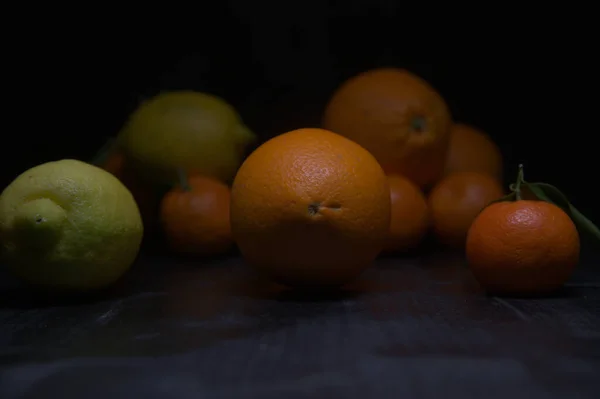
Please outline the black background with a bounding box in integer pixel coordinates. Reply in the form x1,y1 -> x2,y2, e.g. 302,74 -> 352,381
3,3 -> 597,220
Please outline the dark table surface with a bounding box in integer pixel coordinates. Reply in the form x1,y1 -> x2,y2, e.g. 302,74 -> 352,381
1,251 -> 599,399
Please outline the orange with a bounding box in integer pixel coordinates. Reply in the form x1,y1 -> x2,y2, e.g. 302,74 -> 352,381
230,128 -> 391,287
385,175 -> 429,252
428,171 -> 504,249
160,175 -> 233,256
100,150 -> 125,177
99,151 -> 160,233
323,68 -> 452,188
443,123 -> 503,181
466,200 -> 580,295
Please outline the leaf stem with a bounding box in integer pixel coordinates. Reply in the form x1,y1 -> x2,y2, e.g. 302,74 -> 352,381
91,137 -> 117,166
514,164 -> 525,200
177,169 -> 191,191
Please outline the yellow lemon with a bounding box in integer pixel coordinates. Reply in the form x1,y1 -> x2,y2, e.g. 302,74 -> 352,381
118,90 -> 256,185
0,159 -> 143,292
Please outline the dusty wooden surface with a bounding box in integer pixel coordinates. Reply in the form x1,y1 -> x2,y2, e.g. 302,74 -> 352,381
1,252 -> 599,398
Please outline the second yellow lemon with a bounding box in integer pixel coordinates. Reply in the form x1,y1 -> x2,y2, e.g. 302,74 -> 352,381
118,91 -> 256,185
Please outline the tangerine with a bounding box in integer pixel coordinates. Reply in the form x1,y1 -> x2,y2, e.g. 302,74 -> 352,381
443,123 -> 503,181
99,151 -> 160,234
160,175 -> 233,256
466,200 -> 580,295
385,175 -> 429,252
429,172 -> 504,249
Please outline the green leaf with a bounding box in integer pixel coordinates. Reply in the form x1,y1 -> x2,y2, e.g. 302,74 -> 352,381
90,137 -> 118,166
570,206 -> 600,241
525,182 -> 600,241
523,183 -> 571,210
177,168 -> 191,191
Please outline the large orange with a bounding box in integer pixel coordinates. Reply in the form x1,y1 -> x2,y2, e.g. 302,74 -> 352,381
466,200 -> 580,295
385,175 -> 429,252
443,123 -> 503,181
323,68 -> 452,188
230,128 -> 391,287
428,172 -> 504,249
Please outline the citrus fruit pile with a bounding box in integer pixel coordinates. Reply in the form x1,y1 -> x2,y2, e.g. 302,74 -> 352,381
1,69 -> 597,298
